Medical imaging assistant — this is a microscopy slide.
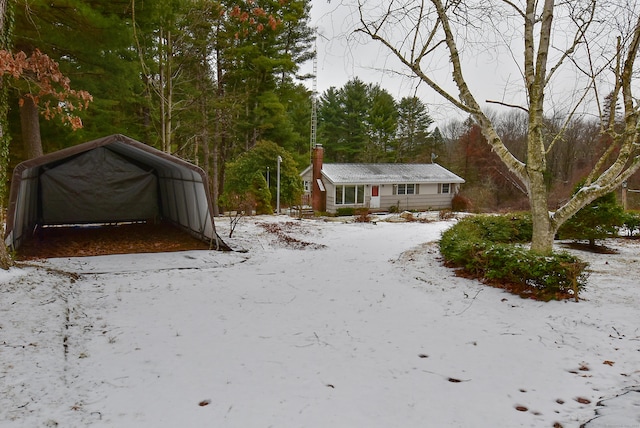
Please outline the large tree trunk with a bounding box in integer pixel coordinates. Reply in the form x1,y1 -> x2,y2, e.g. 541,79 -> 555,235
212,43 -> 224,217
0,236 -> 11,269
529,172 -> 555,253
164,31 -> 173,154
20,96 -> 43,159
211,138 -> 220,217
0,0 -> 14,269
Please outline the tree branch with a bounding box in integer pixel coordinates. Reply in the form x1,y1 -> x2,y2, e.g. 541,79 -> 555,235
544,0 -> 596,86
499,0 -> 526,19
486,99 -> 528,113
354,29 -> 471,113
431,0 -> 527,180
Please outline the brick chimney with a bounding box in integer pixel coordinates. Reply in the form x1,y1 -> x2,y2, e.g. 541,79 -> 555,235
312,144 -> 326,212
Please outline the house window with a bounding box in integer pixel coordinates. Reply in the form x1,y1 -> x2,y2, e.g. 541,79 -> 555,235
394,184 -> 419,195
335,185 -> 364,205
303,180 -> 310,192
439,183 -> 451,194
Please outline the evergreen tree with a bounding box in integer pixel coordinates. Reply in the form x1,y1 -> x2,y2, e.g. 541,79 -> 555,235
558,187 -> 625,248
217,0 -> 314,151
338,78 -> 369,162
8,0 -> 315,219
318,78 -> 374,162
317,86 -> 344,162
319,81 -> 446,164
395,96 -> 435,162
274,81 -> 311,164
205,0 -> 313,215
133,0 -> 199,152
221,140 -> 303,213
13,0 -> 142,150
365,85 -> 397,162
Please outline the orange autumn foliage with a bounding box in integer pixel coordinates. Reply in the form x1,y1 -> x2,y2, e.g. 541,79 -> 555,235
228,1 -> 282,40
0,49 -> 92,130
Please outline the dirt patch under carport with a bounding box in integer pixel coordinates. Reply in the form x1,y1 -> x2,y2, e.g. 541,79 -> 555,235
16,222 -> 211,260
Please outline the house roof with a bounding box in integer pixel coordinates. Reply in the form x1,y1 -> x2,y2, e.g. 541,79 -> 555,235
319,163 -> 465,185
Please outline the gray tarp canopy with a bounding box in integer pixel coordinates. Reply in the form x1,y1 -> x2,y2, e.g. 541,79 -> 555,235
5,134 -> 229,251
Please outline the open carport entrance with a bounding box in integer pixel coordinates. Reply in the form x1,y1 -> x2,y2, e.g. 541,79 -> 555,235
5,134 -> 229,258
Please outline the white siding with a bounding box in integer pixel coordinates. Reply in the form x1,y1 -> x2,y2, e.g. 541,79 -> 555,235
299,163 -> 464,214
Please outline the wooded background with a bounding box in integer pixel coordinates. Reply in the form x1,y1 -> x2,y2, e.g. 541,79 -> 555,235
3,0 -> 640,216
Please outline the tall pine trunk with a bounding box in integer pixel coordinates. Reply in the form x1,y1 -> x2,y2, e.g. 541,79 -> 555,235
20,96 -> 43,159
0,0 -> 14,269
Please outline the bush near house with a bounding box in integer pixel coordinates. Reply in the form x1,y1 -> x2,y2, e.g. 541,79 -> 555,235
451,194 -> 472,212
439,214 -> 588,301
354,208 -> 372,223
336,207 -> 356,216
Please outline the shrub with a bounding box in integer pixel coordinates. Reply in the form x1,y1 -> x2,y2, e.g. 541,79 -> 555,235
221,140 -> 303,212
450,213 -> 533,244
558,186 -> 625,246
622,211 -> 640,236
439,209 -> 454,220
355,208 -> 371,223
336,207 -> 356,216
483,244 -> 588,300
219,173 -> 271,216
439,214 -> 588,301
440,219 -> 485,267
451,194 -> 472,212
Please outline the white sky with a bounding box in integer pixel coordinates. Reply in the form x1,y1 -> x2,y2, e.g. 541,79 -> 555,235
302,0 -> 610,128
302,0 -> 524,126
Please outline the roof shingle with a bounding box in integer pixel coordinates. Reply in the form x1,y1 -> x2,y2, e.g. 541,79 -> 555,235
321,163 -> 465,184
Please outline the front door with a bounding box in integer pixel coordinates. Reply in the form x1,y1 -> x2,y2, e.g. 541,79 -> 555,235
370,185 -> 380,209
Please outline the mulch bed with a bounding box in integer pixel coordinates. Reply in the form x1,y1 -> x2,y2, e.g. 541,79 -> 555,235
446,261 -> 577,301
16,222 -> 211,260
257,221 -> 326,250
561,242 -> 619,254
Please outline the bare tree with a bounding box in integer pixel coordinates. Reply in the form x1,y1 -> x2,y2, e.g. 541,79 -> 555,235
356,0 -> 640,253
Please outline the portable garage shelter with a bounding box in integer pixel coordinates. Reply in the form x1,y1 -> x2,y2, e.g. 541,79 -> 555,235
5,134 -> 229,251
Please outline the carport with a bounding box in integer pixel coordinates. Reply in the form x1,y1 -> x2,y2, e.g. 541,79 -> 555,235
5,134 -> 229,252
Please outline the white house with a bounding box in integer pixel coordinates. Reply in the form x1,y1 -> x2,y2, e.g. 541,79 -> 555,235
300,144 -> 465,213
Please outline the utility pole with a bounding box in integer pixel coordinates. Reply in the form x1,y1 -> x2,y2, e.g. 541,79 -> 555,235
276,155 -> 282,214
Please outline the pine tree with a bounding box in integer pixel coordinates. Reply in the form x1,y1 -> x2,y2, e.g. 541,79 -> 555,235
13,0 -> 140,149
395,96 -> 435,162
559,188 -> 625,248
366,85 -> 397,162
317,86 -> 345,162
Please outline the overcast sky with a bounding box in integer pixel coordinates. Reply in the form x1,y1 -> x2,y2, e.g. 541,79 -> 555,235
300,0 -> 513,126
300,0 -> 600,128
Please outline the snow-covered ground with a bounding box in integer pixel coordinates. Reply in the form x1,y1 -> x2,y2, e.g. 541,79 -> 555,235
1,213 -> 639,428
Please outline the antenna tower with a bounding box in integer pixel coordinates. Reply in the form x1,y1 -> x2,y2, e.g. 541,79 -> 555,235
310,44 -> 318,166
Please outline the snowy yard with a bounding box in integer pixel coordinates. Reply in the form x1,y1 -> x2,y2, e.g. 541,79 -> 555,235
1,214 -> 639,427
